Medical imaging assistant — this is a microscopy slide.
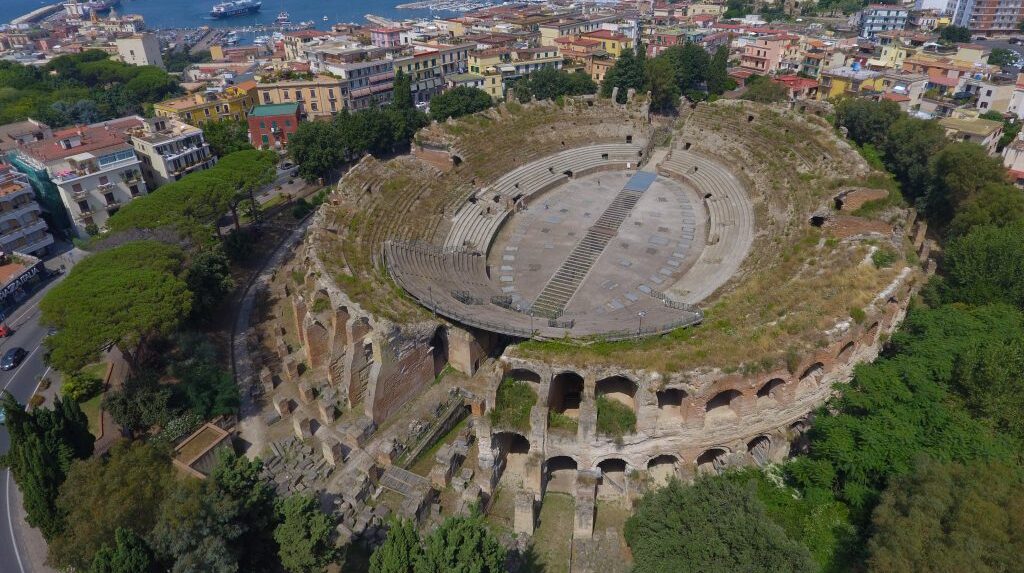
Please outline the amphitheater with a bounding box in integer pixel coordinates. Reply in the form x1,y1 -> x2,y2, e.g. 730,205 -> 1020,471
268,94 -> 929,548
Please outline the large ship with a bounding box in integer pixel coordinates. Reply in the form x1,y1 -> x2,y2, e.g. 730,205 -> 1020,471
210,0 -> 262,18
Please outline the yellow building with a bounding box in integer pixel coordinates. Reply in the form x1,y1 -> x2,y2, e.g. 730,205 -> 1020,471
581,30 -> 633,58
470,47 -> 563,99
255,74 -> 348,118
817,66 -> 884,100
153,83 -> 256,125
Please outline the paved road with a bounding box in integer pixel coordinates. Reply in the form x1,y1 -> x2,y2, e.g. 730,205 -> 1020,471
0,251 -> 82,573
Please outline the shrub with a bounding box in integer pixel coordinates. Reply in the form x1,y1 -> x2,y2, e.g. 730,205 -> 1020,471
850,307 -> 867,324
596,395 -> 637,437
61,371 -> 104,402
871,248 -> 898,268
489,378 -> 537,431
28,394 -> 45,408
547,410 -> 578,433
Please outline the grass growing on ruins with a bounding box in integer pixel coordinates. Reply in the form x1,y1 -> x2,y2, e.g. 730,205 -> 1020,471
595,396 -> 636,437
489,378 -> 537,432
547,411 -> 578,434
532,493 -> 575,573
408,416 -> 469,476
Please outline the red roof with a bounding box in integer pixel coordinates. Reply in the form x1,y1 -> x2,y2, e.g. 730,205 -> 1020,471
774,75 -> 819,89
882,92 -> 910,102
927,70 -> 959,87
23,117 -> 141,163
583,29 -> 629,41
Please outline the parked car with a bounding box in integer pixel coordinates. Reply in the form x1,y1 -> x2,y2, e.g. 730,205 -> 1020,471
1,347 -> 27,371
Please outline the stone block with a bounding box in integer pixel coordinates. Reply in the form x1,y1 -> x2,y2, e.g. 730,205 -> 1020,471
293,416 -> 313,440
274,396 -> 292,416
283,357 -> 299,383
513,489 -> 535,535
322,439 -> 348,466
317,399 -> 337,424
297,381 -> 315,404
260,367 -> 274,391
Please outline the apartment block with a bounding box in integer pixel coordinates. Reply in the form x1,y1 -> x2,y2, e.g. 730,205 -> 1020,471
129,117 -> 216,188
0,165 -> 53,257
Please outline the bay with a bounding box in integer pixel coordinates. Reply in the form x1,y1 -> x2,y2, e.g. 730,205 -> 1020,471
3,0 -> 459,29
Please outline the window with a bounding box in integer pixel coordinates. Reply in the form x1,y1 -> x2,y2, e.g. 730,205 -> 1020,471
285,120 -> 291,127
99,175 -> 108,185
77,200 -> 89,212
261,134 -> 269,144
130,185 -> 139,196
263,91 -> 271,103
72,183 -> 82,193
104,192 -> 115,205
260,121 -> 265,129
204,109 -> 211,117
311,102 -> 318,111
310,89 -> 316,99
271,121 -> 278,129
283,90 -> 290,100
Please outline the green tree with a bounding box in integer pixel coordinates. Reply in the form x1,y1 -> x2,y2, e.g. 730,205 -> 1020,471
41,241 -> 192,372
601,46 -> 646,103
274,494 -> 338,573
980,109 -> 1021,150
939,223 -> 1024,308
430,86 -> 493,121
49,443 -> 172,570
661,42 -> 710,93
89,528 -> 157,573
645,56 -> 681,113
881,117 -> 948,200
948,183 -> 1024,237
370,519 -> 422,573
514,67 -> 597,103
835,98 -> 902,146
0,391 -> 93,540
927,142 -> 1009,223
867,458 -> 1024,573
707,45 -> 732,95
741,75 -> 788,103
938,25 -> 972,43
202,119 -> 254,157
60,370 -> 104,402
624,478 -> 816,573
416,514 -> 505,573
185,245 -> 235,319
988,47 -> 1017,67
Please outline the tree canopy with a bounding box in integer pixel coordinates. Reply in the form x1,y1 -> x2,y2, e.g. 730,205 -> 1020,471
370,515 -> 504,573
938,25 -> 972,43
41,241 -> 192,372
201,118 -> 254,157
835,98 -> 902,146
624,477 -> 816,573
867,458 -> 1024,573
0,391 -> 93,539
513,67 -> 597,103
274,494 -> 338,573
429,86 -> 493,121
741,75 -> 789,103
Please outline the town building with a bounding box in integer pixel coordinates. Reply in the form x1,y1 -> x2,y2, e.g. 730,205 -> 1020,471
538,16 -> 617,47
298,44 -> 397,111
128,117 -> 216,188
115,33 -> 164,69
10,117 -> 148,238
740,35 -> 800,75
940,116 -> 1004,154
947,0 -> 1024,34
470,46 -> 563,99
817,64 -> 885,99
256,73 -> 349,118
0,120 -> 52,154
248,103 -> 301,150
857,5 -> 909,39
581,29 -> 633,57
0,164 -> 54,257
392,43 -> 471,106
371,27 -> 409,48
154,84 -> 257,125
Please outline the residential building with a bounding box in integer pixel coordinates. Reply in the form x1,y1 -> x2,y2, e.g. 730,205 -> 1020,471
299,44 -> 397,111
115,33 -> 164,69
773,75 -> 819,99
0,119 -> 52,154
964,75 -> 1016,112
371,27 -> 409,48
740,35 -> 800,75
392,43 -> 471,106
947,0 -> 1024,34
538,16 -> 617,47
11,117 -> 148,238
248,103 -> 301,150
1002,134 -> 1024,183
154,85 -> 257,125
470,47 -> 563,99
646,27 -> 686,57
0,165 -> 53,257
128,117 -> 216,188
817,65 -> 885,99
879,71 -> 928,110
446,72 -> 485,90
858,5 -> 909,39
940,116 -> 1003,153
581,30 -> 633,57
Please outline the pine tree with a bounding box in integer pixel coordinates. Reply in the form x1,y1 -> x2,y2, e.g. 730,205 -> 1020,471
370,519 -> 421,573
0,391 -> 94,539
707,45 -> 731,95
89,528 -> 156,573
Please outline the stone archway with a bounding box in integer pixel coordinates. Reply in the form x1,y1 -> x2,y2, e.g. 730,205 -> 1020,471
747,436 -> 771,467
508,368 -> 542,384
837,340 -> 855,361
647,455 -> 678,486
797,363 -> 824,394
696,448 -> 728,476
704,389 -> 742,424
430,326 -> 449,377
544,456 -> 578,494
756,378 -> 785,404
595,375 -> 637,412
656,388 -> 685,421
493,432 -> 531,488
596,458 -> 628,498
549,371 -> 584,418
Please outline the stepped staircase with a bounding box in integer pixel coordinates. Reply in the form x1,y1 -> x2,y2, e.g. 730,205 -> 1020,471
530,174 -> 653,318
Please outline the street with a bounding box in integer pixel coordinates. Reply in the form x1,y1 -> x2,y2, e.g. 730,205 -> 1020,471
0,252 -> 80,573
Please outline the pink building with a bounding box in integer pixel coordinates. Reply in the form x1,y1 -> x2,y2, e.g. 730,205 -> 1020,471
370,27 -> 408,48
739,34 -> 798,75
